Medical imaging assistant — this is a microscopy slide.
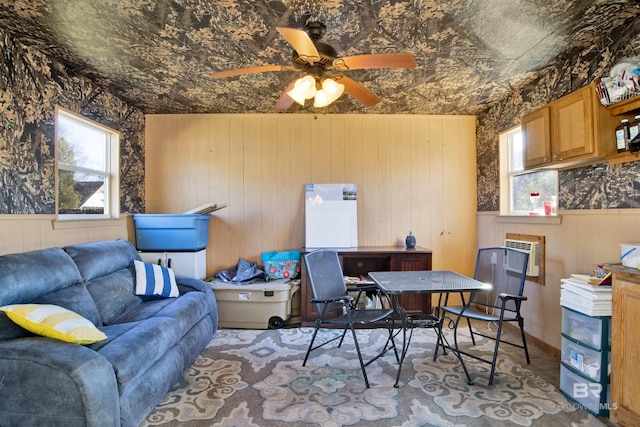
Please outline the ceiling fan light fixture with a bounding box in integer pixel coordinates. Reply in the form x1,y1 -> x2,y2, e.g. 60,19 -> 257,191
314,78 -> 345,108
288,75 -> 317,105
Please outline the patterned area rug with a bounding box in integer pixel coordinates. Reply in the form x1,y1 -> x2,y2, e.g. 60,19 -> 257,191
142,327 -> 605,427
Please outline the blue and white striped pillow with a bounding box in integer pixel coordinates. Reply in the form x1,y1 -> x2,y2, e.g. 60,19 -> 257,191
133,260 -> 179,298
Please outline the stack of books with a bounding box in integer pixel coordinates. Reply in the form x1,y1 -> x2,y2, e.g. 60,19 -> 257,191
560,273 -> 612,316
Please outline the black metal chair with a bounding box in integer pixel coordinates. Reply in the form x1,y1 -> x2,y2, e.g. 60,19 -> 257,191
442,247 -> 530,385
302,249 -> 398,388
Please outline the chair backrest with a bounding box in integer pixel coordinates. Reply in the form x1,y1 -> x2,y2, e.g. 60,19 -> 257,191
303,249 -> 348,315
471,247 -> 529,315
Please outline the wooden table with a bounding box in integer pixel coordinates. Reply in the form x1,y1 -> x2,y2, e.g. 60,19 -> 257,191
369,270 -> 491,387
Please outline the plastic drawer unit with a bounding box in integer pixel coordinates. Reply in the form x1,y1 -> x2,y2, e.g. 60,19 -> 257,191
209,279 -> 300,329
559,306 -> 611,416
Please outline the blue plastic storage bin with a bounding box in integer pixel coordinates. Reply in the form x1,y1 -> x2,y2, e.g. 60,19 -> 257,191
133,214 -> 211,251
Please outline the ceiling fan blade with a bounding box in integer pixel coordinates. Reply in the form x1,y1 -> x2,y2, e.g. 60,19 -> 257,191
335,75 -> 381,107
276,27 -> 320,64
275,82 -> 295,110
333,53 -> 417,71
212,65 -> 291,79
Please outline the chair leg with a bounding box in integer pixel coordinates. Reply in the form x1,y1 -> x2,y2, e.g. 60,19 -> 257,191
519,316 -> 530,364
489,318 -> 504,386
349,324 -> 370,388
303,325 -> 321,366
466,316 -> 476,345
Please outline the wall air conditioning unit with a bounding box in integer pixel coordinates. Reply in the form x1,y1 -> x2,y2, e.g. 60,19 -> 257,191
504,239 -> 539,277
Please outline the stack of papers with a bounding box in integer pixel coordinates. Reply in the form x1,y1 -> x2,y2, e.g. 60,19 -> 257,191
560,275 -> 612,316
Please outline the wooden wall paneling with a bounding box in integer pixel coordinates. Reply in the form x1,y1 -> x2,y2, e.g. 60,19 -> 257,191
228,116 -> 246,263
187,115 -> 212,210
344,117 -> 364,245
330,116 -> 346,183
289,116 -> 311,248
274,117 -> 292,250
409,117 -> 431,251
361,116 -> 379,246
243,116 -> 263,262
209,115 -> 232,272
172,116 -> 192,212
428,118 -> 445,270
260,116 -> 279,253
144,115 -> 167,212
376,117 -> 392,245
389,117 -> 413,246
310,115 -> 331,183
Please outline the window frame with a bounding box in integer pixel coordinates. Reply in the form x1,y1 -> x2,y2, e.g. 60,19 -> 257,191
55,106 -> 120,220
499,126 -> 558,216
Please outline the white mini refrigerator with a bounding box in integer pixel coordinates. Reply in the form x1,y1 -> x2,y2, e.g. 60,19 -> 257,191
305,183 -> 358,248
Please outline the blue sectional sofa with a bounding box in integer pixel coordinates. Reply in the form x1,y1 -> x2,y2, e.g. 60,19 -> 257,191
0,239 -> 218,427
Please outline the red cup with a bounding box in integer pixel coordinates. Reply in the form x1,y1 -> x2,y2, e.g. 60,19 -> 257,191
543,201 -> 552,215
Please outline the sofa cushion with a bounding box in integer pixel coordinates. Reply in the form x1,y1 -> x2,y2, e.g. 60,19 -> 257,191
133,260 -> 179,298
90,317 -> 182,390
33,283 -> 103,326
64,239 -> 140,282
0,247 -> 83,306
111,291 -> 211,336
84,268 -> 142,325
0,304 -> 107,344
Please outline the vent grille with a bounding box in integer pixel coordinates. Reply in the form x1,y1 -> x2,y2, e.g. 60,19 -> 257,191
504,239 -> 539,277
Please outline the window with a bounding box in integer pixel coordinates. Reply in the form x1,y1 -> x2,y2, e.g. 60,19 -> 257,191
56,108 -> 119,219
500,127 -> 557,215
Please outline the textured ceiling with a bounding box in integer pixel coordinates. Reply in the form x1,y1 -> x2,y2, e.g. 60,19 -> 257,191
1,0 -> 639,115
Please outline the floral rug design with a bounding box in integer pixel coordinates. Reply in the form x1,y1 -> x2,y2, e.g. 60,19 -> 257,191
142,327 -> 605,427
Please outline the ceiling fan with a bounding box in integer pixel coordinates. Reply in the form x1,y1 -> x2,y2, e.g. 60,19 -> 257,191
211,21 -> 417,109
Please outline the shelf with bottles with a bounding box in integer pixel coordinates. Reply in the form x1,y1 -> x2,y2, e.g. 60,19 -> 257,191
607,114 -> 640,165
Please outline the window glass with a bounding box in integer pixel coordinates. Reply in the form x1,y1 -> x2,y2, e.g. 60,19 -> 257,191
56,110 -> 116,217
502,127 -> 557,215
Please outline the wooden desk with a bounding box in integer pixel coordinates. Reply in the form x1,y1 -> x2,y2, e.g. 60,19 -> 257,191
300,246 -> 432,326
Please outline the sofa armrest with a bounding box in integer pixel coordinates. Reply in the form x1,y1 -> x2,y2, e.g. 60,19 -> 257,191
0,338 -> 119,427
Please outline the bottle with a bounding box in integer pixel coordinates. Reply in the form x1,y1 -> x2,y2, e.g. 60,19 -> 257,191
616,119 -> 630,153
629,115 -> 640,142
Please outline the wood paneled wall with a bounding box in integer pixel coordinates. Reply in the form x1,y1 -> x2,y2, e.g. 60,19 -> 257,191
145,114 -> 477,277
478,210 -> 640,350
0,216 -> 130,256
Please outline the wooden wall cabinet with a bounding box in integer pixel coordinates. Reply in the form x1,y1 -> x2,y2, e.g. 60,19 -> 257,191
299,246 -> 432,325
605,265 -> 640,426
522,107 -> 551,168
523,83 -> 621,170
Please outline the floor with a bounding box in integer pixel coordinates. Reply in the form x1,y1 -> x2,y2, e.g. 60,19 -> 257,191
467,320 -> 617,427
286,316 -> 617,426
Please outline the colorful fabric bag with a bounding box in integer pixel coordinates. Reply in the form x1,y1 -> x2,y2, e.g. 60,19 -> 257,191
261,250 -> 301,281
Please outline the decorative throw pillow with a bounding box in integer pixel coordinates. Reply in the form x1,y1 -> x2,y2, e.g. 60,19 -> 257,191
0,304 -> 107,344
133,260 -> 179,298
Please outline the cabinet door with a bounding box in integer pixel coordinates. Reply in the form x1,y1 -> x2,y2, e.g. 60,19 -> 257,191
611,275 -> 640,426
391,254 -> 432,315
550,87 -> 595,162
523,107 -> 551,168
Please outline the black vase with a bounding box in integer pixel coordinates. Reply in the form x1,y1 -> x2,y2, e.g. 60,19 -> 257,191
405,232 -> 416,248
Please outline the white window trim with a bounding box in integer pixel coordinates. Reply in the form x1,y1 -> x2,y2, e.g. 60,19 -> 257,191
55,106 -> 120,221
498,126 -> 561,223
